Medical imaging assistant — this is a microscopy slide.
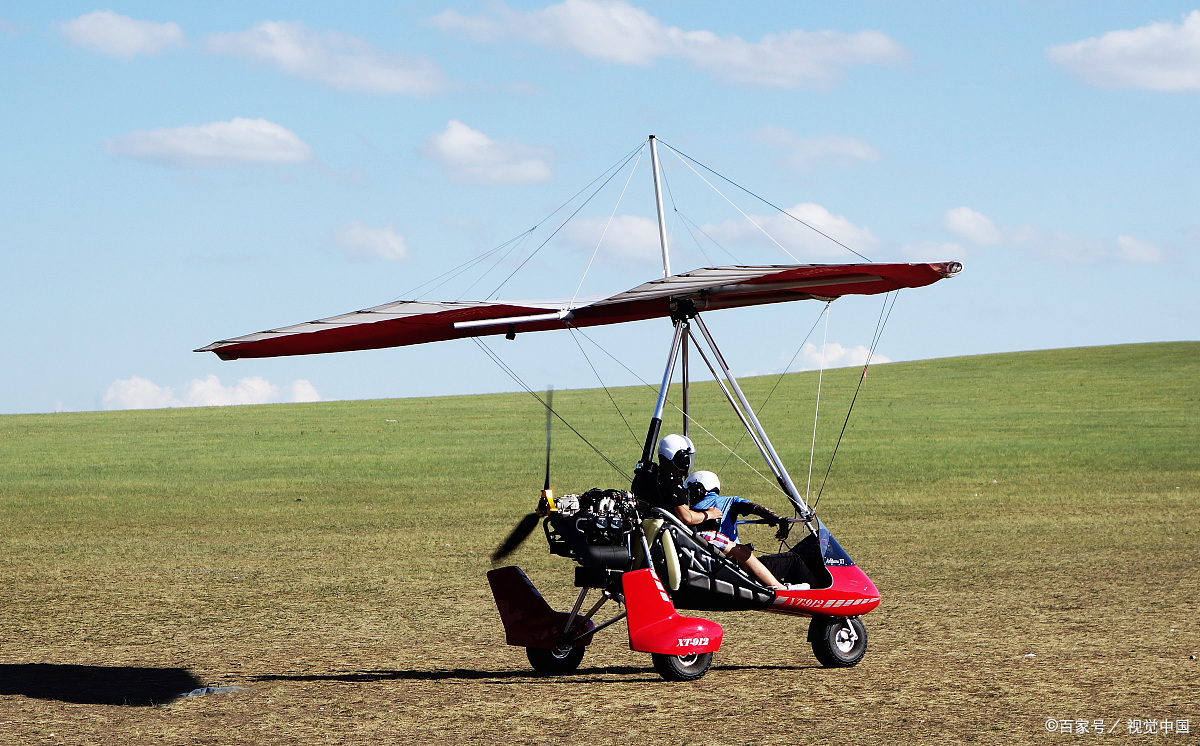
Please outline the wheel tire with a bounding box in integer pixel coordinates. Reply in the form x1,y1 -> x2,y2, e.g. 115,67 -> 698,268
526,645 -> 586,675
651,652 -> 714,682
810,616 -> 867,668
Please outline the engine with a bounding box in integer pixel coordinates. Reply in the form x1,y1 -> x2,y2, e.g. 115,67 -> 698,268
544,488 -> 640,561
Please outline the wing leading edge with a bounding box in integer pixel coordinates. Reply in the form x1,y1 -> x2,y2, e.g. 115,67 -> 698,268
196,262 -> 961,360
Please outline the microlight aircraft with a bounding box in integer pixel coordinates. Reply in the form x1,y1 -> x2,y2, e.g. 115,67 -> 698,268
199,136 -> 960,681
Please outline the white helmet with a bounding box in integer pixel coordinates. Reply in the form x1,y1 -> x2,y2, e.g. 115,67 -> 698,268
685,470 -> 720,497
657,433 -> 695,472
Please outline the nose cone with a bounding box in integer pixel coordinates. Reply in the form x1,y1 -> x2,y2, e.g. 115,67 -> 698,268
831,564 -> 878,596
851,566 -> 879,598
827,565 -> 881,614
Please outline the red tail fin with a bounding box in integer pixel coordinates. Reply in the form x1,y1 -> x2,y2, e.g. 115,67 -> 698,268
623,568 -> 722,655
488,566 -> 594,649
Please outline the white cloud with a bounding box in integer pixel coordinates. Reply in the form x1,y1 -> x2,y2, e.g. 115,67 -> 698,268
702,202 -> 881,260
941,206 -> 1003,246
107,117 -> 312,167
206,21 -> 448,95
102,375 -> 321,410
1,18 -> 20,38
423,120 -> 552,184
59,10 -> 184,58
1047,10 -> 1200,91
799,341 -> 889,371
288,379 -> 321,403
104,376 -> 176,409
429,0 -> 907,89
1115,234 -> 1167,263
563,214 -> 660,263
756,126 -> 882,171
336,222 -> 410,261
942,207 -> 1167,264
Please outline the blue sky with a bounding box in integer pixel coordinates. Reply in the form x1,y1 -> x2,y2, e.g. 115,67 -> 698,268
1,2 -> 1197,415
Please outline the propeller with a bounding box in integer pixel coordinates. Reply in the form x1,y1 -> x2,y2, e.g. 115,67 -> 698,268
490,512 -> 541,563
491,387 -> 554,563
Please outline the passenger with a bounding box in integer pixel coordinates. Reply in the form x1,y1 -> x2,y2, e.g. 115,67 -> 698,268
686,470 -> 809,591
652,435 -> 798,590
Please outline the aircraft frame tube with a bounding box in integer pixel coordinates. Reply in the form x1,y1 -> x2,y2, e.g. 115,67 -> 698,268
558,586 -> 591,647
685,328 -> 781,484
681,330 -> 690,439
648,135 -> 672,279
640,320 -> 686,464
692,314 -> 812,517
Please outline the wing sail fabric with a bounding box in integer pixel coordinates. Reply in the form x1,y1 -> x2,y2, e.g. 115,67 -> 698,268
197,262 -> 961,360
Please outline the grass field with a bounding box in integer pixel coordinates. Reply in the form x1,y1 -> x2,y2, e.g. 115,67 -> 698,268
1,342 -> 1197,745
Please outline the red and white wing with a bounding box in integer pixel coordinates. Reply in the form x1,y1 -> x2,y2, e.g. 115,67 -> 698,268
196,262 -> 961,360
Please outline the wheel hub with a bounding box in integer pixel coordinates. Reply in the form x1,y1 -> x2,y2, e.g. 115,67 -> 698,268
834,623 -> 858,653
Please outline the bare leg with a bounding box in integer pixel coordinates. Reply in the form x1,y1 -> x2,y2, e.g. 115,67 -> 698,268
727,544 -> 782,588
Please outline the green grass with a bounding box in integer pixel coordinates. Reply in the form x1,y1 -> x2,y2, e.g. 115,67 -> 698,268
1,342 -> 1197,745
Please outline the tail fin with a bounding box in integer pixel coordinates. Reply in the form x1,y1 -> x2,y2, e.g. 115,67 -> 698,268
488,566 -> 594,648
623,567 -> 722,654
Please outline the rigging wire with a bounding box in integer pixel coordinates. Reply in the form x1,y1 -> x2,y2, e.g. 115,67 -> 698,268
388,231 -> 531,303
805,303 -> 832,502
568,324 -> 788,496
664,146 -> 801,263
488,144 -> 646,300
675,210 -> 716,267
811,290 -> 899,512
715,304 -> 826,475
566,326 -> 641,446
471,337 -> 631,481
387,143 -> 644,305
680,329 -> 790,496
659,159 -> 728,267
675,211 -> 742,265
657,158 -> 697,265
569,145 -> 646,307
456,229 -> 535,301
658,139 -> 873,262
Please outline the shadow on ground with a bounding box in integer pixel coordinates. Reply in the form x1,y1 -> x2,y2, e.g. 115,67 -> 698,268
253,662 -> 816,684
0,663 -> 203,706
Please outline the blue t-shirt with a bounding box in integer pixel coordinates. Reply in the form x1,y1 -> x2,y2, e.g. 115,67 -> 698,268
691,493 -> 749,543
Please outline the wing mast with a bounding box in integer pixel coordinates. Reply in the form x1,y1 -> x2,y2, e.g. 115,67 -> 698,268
633,134 -> 681,470
630,135 -> 687,503
648,135 -> 671,279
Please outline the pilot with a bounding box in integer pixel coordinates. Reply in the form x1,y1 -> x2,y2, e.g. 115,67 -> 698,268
653,436 -> 797,590
650,433 -> 701,517
685,469 -> 808,591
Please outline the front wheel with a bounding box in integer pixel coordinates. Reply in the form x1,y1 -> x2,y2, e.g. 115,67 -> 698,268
651,652 -> 714,681
526,645 -> 586,675
810,616 -> 867,667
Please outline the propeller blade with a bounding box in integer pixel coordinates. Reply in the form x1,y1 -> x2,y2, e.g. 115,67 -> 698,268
491,512 -> 541,562
543,386 -> 553,492
494,386 -> 555,563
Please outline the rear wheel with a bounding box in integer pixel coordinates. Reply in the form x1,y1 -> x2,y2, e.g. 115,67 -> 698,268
651,652 -> 714,681
526,645 -> 585,675
810,616 -> 867,667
